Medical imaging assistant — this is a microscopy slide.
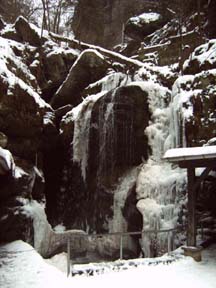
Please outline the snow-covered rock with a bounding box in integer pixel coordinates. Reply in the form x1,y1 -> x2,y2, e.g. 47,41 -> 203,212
125,12 -> 167,41
51,49 -> 109,109
184,40 -> 216,75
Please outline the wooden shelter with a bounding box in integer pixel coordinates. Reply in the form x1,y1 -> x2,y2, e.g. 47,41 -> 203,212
164,145 -> 216,247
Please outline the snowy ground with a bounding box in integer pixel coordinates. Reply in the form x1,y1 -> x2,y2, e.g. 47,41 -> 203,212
0,240 -> 216,288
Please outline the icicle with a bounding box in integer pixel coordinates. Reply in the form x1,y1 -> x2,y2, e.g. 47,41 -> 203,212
72,92 -> 106,182
134,81 -> 187,257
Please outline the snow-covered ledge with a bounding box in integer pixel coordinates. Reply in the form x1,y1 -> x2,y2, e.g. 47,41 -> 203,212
23,200 -> 88,258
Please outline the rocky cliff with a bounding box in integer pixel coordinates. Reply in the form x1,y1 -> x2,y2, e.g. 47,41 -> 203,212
72,0 -> 162,48
0,2 -> 216,261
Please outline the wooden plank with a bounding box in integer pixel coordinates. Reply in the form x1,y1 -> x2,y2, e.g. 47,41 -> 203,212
178,158 -> 216,168
187,168 -> 196,246
120,235 -> 123,260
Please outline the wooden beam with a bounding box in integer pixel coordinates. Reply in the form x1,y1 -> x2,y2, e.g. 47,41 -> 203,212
178,158 -> 216,168
187,167 -> 196,246
192,167 -> 212,193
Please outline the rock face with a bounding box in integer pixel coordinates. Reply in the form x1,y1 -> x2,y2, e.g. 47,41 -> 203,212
72,0 -> 159,48
51,49 -> 109,109
15,16 -> 42,47
0,17 -> 81,250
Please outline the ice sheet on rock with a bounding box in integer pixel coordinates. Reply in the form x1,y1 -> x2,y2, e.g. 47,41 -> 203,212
133,80 -> 187,256
72,91 -> 107,181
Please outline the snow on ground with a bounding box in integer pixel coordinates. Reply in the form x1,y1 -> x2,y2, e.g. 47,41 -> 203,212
0,240 -> 216,288
0,241 -> 71,288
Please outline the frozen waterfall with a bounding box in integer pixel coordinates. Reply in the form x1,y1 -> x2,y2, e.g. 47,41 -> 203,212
133,81 -> 187,257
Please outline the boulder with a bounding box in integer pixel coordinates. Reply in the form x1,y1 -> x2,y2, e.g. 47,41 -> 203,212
45,50 -> 77,85
24,200 -> 88,258
51,49 -> 109,109
57,85 -> 150,235
125,12 -> 167,41
15,16 -> 42,47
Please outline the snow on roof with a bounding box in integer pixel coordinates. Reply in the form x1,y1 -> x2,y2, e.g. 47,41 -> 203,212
164,145 -> 216,162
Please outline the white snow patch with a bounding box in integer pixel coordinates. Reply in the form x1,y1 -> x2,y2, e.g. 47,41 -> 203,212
130,12 -> 160,25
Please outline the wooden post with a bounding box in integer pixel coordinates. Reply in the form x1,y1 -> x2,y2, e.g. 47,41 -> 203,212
167,231 -> 172,253
187,168 -> 196,246
120,235 -> 123,260
67,238 -> 71,277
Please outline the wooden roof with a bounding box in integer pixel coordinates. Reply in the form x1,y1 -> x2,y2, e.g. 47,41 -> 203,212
163,146 -> 216,168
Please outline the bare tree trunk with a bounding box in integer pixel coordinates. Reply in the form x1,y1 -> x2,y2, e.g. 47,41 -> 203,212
45,0 -> 51,31
41,0 -> 47,37
56,0 -> 63,34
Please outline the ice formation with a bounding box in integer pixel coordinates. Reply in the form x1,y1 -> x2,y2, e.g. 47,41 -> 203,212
134,81 -> 187,257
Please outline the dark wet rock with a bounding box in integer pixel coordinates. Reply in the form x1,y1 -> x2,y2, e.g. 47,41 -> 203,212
51,49 -> 109,109
57,84 -> 150,236
89,85 -> 150,188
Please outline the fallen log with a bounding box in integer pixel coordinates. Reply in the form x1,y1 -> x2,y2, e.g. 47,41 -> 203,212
49,32 -> 144,69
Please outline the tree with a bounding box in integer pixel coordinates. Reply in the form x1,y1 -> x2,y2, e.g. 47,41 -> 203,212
0,0 -> 41,24
41,0 -> 77,35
